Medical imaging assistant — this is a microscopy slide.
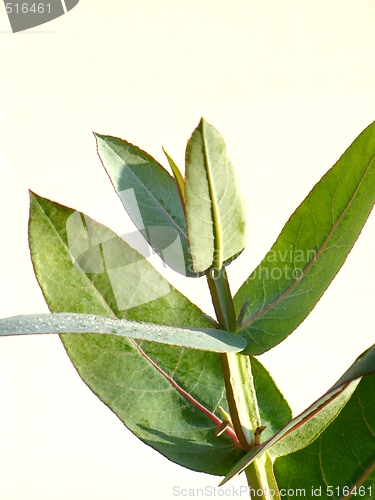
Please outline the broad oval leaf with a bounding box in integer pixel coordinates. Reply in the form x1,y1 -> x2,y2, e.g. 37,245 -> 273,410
28,192 -> 290,476
219,342 -> 375,485
274,375 -> 375,500
95,133 -> 199,277
235,121 -> 375,355
0,313 -> 247,353
29,191 -> 242,475
185,118 -> 247,272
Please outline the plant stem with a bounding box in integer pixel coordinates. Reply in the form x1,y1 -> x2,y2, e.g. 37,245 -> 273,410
207,267 -> 280,499
219,351 -> 260,450
207,267 -> 237,332
207,267 -> 261,447
245,453 -> 281,500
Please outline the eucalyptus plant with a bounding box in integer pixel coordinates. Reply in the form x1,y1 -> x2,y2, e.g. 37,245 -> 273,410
2,119 -> 375,499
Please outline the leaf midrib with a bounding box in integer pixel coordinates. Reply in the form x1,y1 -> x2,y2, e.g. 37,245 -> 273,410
133,342 -> 241,447
241,151 -> 375,329
202,125 -> 223,268
34,197 -> 238,445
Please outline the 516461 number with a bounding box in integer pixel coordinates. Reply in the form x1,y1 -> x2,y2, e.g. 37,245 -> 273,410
326,485 -> 373,497
5,3 -> 51,14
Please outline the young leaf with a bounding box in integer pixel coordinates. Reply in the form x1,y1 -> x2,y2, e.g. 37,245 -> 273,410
163,147 -> 186,205
0,313 -> 247,353
28,192 -> 252,475
95,134 -> 198,277
274,375 -> 375,500
219,342 -> 375,485
185,118 -> 246,272
235,120 -> 375,355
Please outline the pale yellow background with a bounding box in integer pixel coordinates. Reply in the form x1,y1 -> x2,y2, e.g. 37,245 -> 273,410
1,1 -> 375,498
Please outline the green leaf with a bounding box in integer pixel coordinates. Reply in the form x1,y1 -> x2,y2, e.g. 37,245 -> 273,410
28,191 -> 244,475
269,379 -> 360,458
95,133 -> 199,277
185,118 -> 247,272
0,313 -> 247,353
219,342 -> 375,485
235,120 -> 375,355
28,192 -> 290,477
163,147 -> 186,204
274,375 -> 375,500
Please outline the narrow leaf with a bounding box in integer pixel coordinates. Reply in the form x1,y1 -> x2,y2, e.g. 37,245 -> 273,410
185,118 -> 246,272
269,379 -> 360,458
95,133 -> 198,277
274,375 -> 375,500
0,313 -> 247,353
220,342 -> 375,485
163,147 -> 186,204
235,120 -> 375,355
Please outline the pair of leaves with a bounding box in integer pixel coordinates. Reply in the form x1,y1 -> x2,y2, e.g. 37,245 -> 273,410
95,118 -> 246,276
27,192 -> 291,476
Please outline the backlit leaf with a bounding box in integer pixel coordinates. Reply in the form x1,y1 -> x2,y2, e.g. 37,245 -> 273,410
28,192 -> 290,477
185,119 -> 246,272
28,191 -> 242,475
235,121 -> 375,354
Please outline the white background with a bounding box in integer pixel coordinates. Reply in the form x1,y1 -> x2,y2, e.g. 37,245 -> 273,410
1,1 -> 375,498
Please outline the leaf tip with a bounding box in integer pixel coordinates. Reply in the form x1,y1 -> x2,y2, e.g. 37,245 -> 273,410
28,190 -> 43,203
